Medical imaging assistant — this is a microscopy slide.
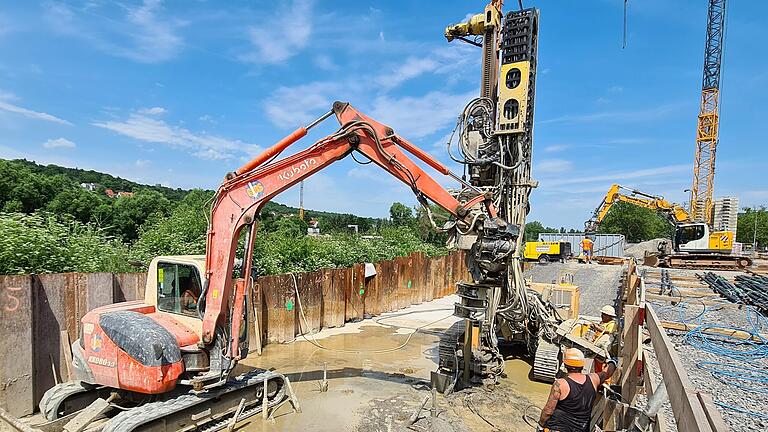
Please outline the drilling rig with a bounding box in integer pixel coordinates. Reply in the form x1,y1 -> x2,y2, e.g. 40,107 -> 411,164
435,1 -> 566,388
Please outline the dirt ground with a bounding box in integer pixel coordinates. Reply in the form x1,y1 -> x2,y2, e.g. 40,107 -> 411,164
235,295 -> 551,432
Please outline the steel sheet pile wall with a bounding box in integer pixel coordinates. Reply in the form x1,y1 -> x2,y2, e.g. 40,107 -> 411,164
255,250 -> 468,343
0,251 -> 466,417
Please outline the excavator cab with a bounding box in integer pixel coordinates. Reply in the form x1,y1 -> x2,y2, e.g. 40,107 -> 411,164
675,222 -> 733,253
674,222 -> 708,251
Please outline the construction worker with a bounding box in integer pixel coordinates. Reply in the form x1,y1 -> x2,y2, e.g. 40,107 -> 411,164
537,348 -> 618,432
579,236 -> 594,264
589,305 -> 617,350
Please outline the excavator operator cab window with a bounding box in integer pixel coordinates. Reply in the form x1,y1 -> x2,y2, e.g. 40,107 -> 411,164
157,262 -> 202,317
676,224 -> 705,246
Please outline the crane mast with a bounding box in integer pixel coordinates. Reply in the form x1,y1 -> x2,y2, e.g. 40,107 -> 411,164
690,0 -> 727,226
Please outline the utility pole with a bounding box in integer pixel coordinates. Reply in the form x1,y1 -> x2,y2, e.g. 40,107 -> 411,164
754,209 -> 760,252
298,181 -> 304,220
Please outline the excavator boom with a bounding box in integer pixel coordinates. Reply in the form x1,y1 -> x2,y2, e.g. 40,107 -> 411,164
585,183 -> 691,232
201,101 -> 502,361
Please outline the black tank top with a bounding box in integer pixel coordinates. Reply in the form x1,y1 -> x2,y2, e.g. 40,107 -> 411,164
545,375 -> 596,432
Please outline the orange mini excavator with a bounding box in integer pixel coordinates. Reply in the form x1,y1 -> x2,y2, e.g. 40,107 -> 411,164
37,102 -> 517,432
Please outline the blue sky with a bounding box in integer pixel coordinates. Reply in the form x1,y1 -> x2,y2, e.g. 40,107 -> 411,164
0,0 -> 766,228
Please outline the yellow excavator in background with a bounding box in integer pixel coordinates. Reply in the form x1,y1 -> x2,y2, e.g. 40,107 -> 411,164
586,184 -> 751,269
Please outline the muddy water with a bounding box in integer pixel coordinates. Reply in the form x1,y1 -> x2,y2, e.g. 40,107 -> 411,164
234,322 -> 550,431
236,325 -> 445,431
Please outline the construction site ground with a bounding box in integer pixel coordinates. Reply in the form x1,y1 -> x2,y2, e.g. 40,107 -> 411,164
225,261 -> 623,432
641,264 -> 768,432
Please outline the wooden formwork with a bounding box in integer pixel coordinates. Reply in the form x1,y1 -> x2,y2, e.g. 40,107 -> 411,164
609,259 -> 728,432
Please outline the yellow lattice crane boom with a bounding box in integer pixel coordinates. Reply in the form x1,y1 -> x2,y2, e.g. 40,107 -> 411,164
690,0 -> 727,225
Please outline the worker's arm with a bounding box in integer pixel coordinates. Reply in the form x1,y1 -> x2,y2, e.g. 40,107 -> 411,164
538,379 -> 562,429
596,358 -> 618,385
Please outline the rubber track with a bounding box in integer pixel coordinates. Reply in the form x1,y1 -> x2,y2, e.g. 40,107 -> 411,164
39,380 -> 95,421
102,369 -> 286,432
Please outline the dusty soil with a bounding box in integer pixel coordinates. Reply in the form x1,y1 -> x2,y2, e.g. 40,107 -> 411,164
524,261 -> 624,316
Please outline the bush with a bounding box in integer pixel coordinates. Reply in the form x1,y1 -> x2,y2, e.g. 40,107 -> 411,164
0,212 -> 132,274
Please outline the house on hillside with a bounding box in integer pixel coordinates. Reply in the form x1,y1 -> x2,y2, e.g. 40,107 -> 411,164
80,182 -> 101,191
105,188 -> 115,198
116,191 -> 134,198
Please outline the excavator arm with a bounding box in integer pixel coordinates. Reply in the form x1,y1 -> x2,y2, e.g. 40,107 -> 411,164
200,102 -> 502,366
585,184 -> 691,232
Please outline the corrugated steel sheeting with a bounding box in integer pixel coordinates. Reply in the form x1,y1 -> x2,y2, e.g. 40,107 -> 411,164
537,233 -> 626,258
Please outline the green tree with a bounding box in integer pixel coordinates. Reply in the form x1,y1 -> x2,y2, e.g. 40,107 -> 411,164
736,207 -> 768,250
597,201 -> 672,243
112,189 -> 172,241
130,190 -> 212,262
389,202 -> 414,227
46,187 -> 106,224
414,203 -> 449,245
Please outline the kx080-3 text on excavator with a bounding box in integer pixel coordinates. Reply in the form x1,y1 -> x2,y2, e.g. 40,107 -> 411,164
36,102 -> 520,432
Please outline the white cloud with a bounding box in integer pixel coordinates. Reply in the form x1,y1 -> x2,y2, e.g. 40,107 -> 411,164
348,166 -> 400,187
535,159 -> 573,174
135,159 -> 150,168
241,0 -> 313,64
0,90 -> 18,101
43,138 -> 76,149
138,106 -> 166,115
43,0 -> 184,63
93,111 -> 247,160
540,102 -> 686,125
0,100 -> 71,125
370,90 -> 475,139
264,81 -> 345,128
376,44 -> 477,90
545,164 -> 690,187
313,55 -> 338,71
377,57 -> 437,89
543,144 -> 569,153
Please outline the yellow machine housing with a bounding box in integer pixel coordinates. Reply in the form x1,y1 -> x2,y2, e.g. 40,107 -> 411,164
497,61 -> 531,134
524,241 -> 572,263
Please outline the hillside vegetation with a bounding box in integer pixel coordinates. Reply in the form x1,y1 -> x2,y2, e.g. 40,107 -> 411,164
0,159 -> 444,275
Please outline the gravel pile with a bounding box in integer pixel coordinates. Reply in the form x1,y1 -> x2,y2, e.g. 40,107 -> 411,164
524,262 -> 623,316
648,299 -> 768,431
625,238 -> 669,259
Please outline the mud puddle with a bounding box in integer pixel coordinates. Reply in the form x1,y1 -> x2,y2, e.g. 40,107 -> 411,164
232,304 -> 549,431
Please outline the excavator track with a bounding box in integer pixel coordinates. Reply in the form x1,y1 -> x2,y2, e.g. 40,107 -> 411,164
40,380 -> 104,421
661,253 -> 752,271
103,369 -> 286,432
531,339 -> 560,383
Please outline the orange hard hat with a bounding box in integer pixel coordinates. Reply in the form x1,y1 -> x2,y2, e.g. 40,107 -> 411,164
563,348 -> 585,368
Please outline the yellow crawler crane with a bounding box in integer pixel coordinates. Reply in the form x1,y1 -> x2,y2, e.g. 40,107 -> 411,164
586,184 -> 751,269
